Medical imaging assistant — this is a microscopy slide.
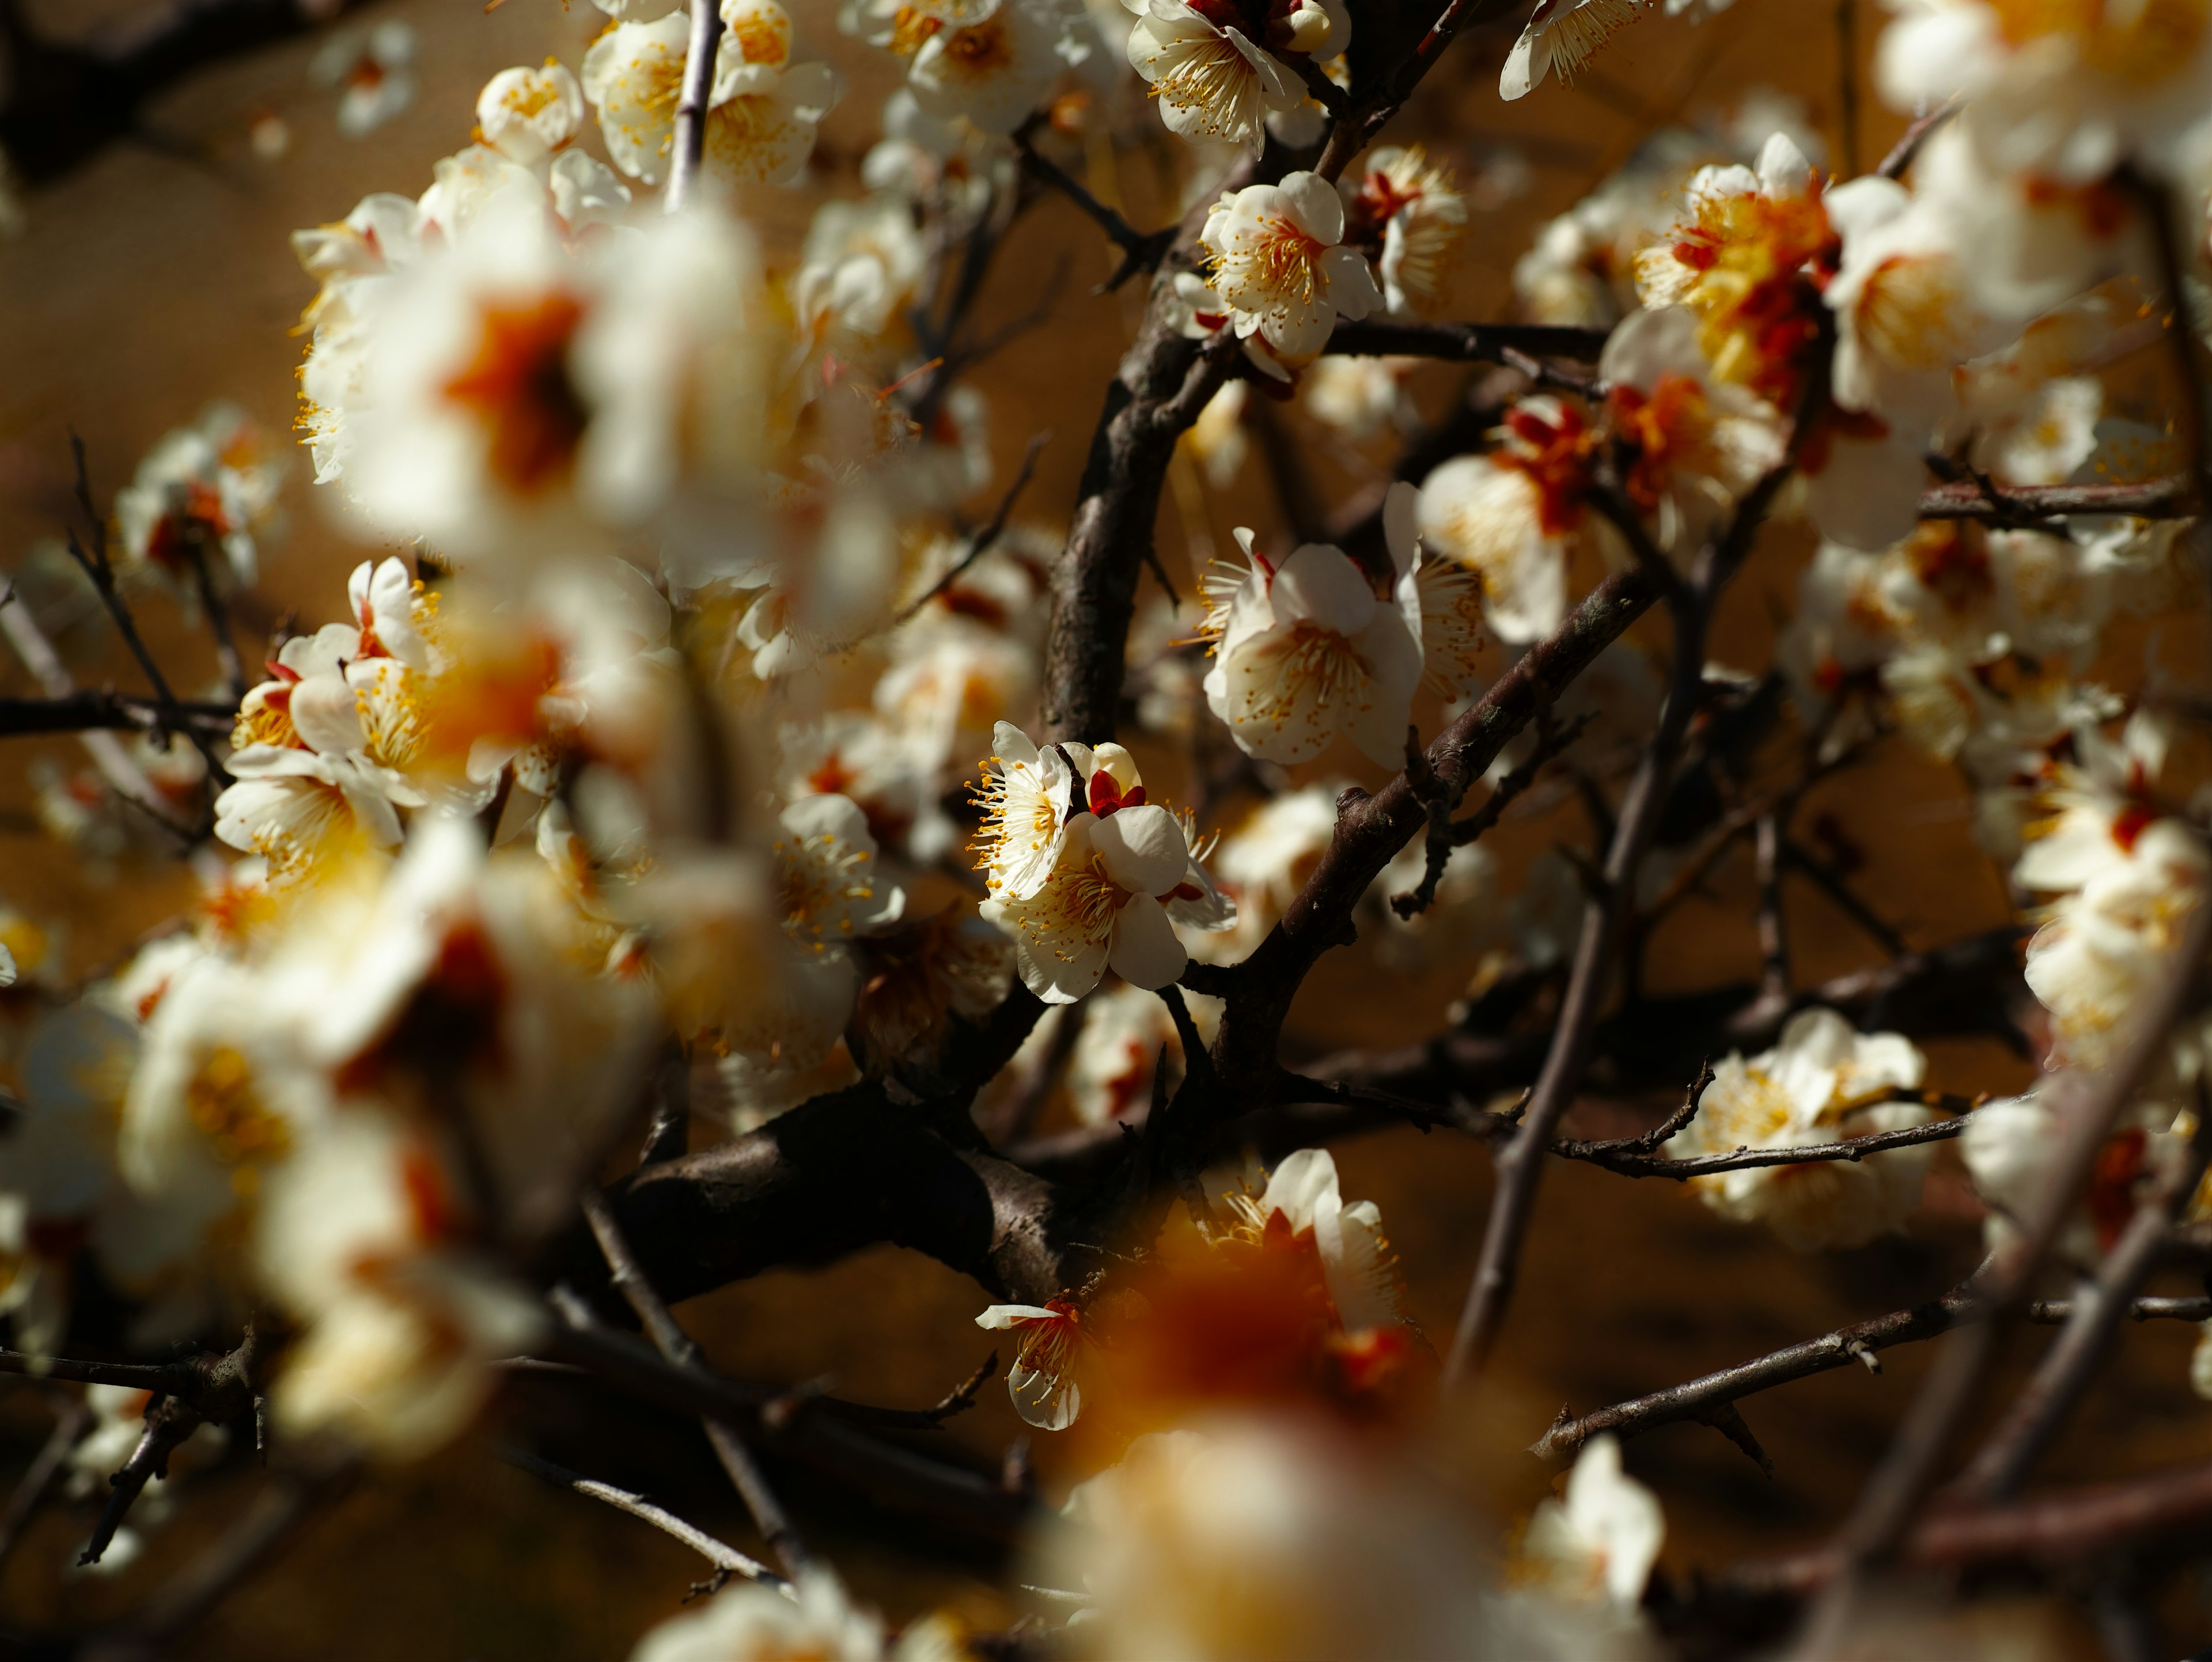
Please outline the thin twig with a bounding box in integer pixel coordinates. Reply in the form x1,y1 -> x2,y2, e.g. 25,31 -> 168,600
0,1397 -> 91,1574
500,1447 -> 787,1591
1533,1266 -> 1994,1464
1755,813 -> 1790,1004
2127,167 -> 2212,518
788,1351 -> 998,1433
62,434 -> 229,790
1555,1104 -> 1974,1179
1876,99 -> 1957,180
1797,897 -> 2212,1648
185,542 -> 247,699
1779,834 -> 1910,958
1014,130 -> 1173,293
1952,1080 -> 2212,1502
1443,582 -> 1711,1386
895,432 -> 1051,626
577,1193 -> 813,1581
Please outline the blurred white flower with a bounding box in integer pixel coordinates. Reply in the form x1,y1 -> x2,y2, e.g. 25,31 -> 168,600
310,20 -> 417,138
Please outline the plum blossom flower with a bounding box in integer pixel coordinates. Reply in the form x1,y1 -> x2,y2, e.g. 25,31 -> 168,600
342,192 -> 773,565
1821,169 -> 2012,433
975,1297 -> 1088,1427
979,800 -> 1229,1002
970,721 -> 1089,899
2020,807 -> 2210,1072
1501,0 -> 1649,101
1191,781 -> 1342,962
310,20 -> 417,139
774,793 -> 907,951
1661,1008 -> 1936,1250
255,1107 -> 544,1457
1199,484 -> 1424,766
1633,132 -> 1834,406
1339,146 -> 1468,317
795,193 -> 929,353
1199,171 -> 1385,374
1416,397 -> 1595,645
582,2 -> 843,188
1067,980 -> 1202,1123
1218,1147 -> 1412,1335
1302,354 -> 1412,442
1041,1419 -> 1533,1659
1598,305 -> 1786,555
1511,1435 -> 1665,1616
1876,0 -> 2212,186
475,64 -> 586,168
1122,0 -> 1345,153
908,0 -> 1089,134
113,402 -> 285,592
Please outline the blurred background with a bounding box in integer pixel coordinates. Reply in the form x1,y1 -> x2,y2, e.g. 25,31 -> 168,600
0,1 -> 2202,1656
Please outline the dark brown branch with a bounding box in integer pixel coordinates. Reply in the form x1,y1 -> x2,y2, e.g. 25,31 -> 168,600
100,1461 -> 357,1648
541,1306 -> 1032,1538
185,542 -> 247,701
794,1351 -> 999,1434
1532,1271 -> 1991,1464
665,0 -> 725,212
0,1335 -> 260,1420
70,1328 -> 264,1568
1917,475 -> 2190,524
1324,317 -> 1611,365
2025,1295 -> 2212,1324
1728,1453 -> 2212,1595
1314,0 -> 1517,180
1210,563 -> 1665,1085
0,690 -> 235,737
2128,168 -> 2212,518
1552,1103 -> 1972,1179
1445,584 -> 1709,1384
1014,131 -> 1175,293
1041,233 -> 1234,743
1392,710 -> 1594,920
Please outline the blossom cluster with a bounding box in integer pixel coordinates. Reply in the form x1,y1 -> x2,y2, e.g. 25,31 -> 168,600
13,0 -> 2212,1653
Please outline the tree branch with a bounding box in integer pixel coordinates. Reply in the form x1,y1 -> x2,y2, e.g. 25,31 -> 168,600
1324,318 -> 1611,365
665,0 -> 725,213
499,1447 -> 786,1592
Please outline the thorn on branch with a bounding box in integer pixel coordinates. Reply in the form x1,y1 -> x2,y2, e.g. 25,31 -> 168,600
1695,1400 -> 1775,1478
